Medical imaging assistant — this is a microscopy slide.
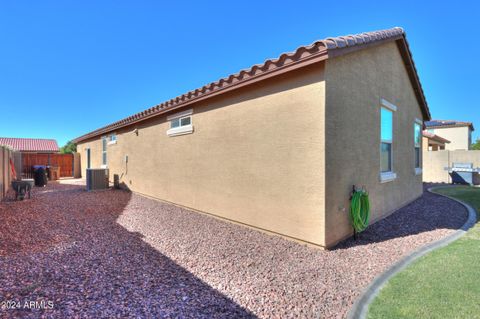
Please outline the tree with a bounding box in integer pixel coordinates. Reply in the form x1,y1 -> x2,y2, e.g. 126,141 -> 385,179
60,141 -> 77,154
472,139 -> 480,150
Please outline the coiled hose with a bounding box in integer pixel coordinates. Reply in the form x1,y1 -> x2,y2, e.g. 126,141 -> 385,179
350,188 -> 370,233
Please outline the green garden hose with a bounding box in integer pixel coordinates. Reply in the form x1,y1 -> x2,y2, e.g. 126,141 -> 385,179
350,188 -> 370,233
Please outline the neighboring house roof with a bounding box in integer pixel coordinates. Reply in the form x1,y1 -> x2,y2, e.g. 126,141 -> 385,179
422,131 -> 450,144
73,27 -> 431,143
425,120 -> 475,131
0,137 -> 59,152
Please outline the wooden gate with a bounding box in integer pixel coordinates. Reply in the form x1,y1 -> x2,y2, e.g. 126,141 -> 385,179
21,153 -> 74,178
50,154 -> 74,177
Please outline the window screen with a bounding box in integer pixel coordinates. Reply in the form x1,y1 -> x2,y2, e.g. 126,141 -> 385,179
171,118 -> 180,128
180,117 -> 191,126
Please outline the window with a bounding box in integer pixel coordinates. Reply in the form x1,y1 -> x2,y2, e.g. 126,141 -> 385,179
170,114 -> 191,129
180,116 -> 191,126
381,142 -> 392,172
380,99 -> 397,183
414,121 -> 422,174
171,118 -> 180,128
166,109 -> 194,136
108,133 -> 117,145
102,137 -> 107,166
381,107 -> 393,172
86,148 -> 91,169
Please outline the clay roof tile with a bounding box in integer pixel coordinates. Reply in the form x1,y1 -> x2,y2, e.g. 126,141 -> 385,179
73,27 -> 429,143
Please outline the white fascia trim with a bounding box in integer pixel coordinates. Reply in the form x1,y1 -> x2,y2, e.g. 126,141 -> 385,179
381,98 -> 397,112
167,109 -> 193,121
167,124 -> 194,137
415,167 -> 423,175
380,171 -> 397,183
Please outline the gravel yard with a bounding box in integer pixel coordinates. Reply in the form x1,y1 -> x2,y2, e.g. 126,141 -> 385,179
0,182 -> 467,318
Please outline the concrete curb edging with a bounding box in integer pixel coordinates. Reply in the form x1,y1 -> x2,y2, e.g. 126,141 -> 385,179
347,186 -> 477,319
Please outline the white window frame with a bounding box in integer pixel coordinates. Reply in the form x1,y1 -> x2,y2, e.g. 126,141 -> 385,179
101,136 -> 108,168
380,99 -> 397,183
414,119 -> 422,175
166,109 -> 194,137
108,133 -> 117,145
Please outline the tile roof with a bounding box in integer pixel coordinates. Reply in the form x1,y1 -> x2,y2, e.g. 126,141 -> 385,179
74,27 -> 430,143
425,120 -> 474,131
0,137 -> 59,152
422,131 -> 450,144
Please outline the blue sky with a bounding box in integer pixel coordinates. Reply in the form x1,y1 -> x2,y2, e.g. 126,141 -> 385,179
1,1 -> 478,146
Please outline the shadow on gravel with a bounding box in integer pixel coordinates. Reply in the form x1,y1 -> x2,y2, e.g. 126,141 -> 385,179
0,182 -> 255,318
333,183 -> 468,250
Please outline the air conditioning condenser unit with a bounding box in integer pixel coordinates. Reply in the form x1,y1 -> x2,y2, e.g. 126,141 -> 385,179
86,168 -> 109,191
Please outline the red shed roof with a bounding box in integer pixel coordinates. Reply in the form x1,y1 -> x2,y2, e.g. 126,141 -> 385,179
0,137 -> 59,152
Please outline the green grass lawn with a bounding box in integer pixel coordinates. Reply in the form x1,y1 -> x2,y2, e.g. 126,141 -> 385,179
368,186 -> 480,319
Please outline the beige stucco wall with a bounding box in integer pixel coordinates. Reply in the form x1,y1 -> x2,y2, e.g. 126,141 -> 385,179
423,150 -> 450,183
423,150 -> 480,183
422,136 -> 429,152
78,64 -> 327,246
323,41 -> 425,247
428,126 -> 472,150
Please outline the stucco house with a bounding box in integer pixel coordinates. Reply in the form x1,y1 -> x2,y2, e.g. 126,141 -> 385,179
73,27 -> 430,248
425,120 -> 474,150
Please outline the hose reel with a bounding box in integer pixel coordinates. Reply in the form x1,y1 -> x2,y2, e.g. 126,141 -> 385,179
349,185 -> 370,237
